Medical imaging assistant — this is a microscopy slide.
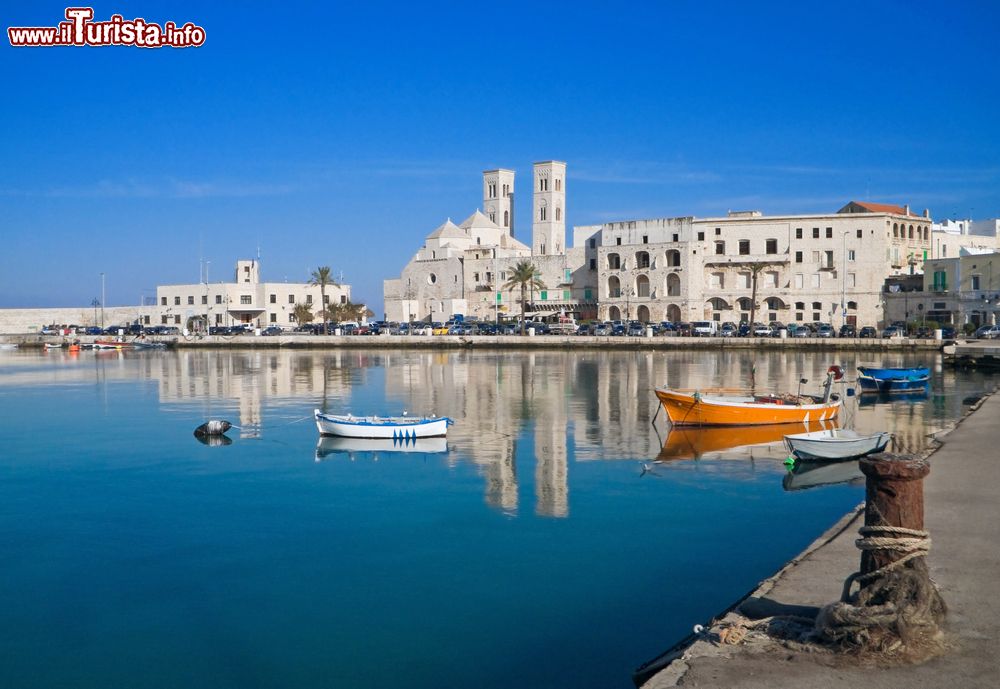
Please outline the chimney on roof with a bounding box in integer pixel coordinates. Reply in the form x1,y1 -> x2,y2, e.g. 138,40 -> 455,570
904,204 -> 911,216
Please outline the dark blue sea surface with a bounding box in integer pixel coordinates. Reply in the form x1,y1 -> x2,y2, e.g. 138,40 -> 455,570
0,348 -> 991,688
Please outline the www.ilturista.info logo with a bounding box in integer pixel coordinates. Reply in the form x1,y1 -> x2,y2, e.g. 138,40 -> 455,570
8,7 -> 206,48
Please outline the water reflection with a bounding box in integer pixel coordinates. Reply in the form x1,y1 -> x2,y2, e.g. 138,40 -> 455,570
783,459 -> 865,491
1,348 -> 993,515
315,436 -> 448,461
657,420 -> 836,461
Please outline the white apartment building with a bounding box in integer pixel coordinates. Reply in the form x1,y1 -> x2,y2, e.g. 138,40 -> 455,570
156,259 -> 352,329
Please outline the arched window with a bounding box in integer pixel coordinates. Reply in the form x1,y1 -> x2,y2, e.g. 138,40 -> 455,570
847,301 -> 857,310
765,297 -> 785,310
636,305 -> 650,323
607,253 -> 621,270
540,206 -> 547,221
737,297 -> 753,311
893,223 -> 898,238
503,210 -> 509,227
555,207 -> 561,221
608,275 -> 621,298
667,273 -> 681,296
665,250 -> 681,267
635,251 -> 650,268
636,274 -> 650,297
909,225 -> 914,239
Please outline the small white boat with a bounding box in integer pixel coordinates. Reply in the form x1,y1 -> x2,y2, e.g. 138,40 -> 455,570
0,343 -> 18,351
784,428 -> 891,461
44,343 -> 63,349
314,409 -> 451,439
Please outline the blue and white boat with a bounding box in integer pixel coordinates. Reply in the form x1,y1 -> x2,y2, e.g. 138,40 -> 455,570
314,409 -> 451,439
857,366 -> 930,393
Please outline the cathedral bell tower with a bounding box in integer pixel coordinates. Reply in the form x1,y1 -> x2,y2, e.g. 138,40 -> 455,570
531,161 -> 566,255
482,168 -> 516,236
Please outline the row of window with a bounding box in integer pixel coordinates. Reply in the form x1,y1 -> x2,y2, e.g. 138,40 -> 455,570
537,177 -> 562,192
486,182 -> 511,199
538,206 -> 562,221
606,251 -> 682,270
893,223 -> 929,241
714,239 -> 780,256
159,293 -> 346,307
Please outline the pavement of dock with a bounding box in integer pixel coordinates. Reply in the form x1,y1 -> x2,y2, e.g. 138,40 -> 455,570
639,390 -> 1000,688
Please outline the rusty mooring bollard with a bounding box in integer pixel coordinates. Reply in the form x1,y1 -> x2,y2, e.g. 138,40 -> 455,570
816,452 -> 945,656
857,452 -> 930,582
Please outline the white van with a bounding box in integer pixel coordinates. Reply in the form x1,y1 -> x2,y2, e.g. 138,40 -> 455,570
691,320 -> 718,337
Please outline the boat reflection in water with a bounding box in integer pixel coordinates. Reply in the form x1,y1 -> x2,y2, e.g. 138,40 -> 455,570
315,436 -> 448,462
782,458 -> 865,491
657,420 -> 837,461
857,389 -> 930,407
194,433 -> 233,447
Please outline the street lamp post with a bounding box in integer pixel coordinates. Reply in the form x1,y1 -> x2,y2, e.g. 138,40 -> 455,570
100,272 -> 105,328
842,231 -> 849,330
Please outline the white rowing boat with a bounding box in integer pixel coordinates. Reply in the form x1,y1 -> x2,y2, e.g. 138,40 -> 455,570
784,428 -> 891,461
314,409 -> 451,439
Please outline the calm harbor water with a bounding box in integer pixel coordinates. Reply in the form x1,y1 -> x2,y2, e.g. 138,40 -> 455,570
0,347 -> 993,688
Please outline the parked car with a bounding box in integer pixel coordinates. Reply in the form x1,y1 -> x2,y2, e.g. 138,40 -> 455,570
720,322 -> 737,337
658,321 -> 676,335
859,326 -> 878,339
610,324 -> 626,336
769,322 -> 787,337
691,320 -> 718,337
626,322 -> 646,336
838,324 -> 857,338
675,322 -> 693,337
940,326 -> 956,339
815,324 -> 834,338
752,322 -> 772,337
593,323 -> 611,336
792,324 -> 813,338
262,326 -> 283,336
977,324 -> 1000,339
882,326 -> 905,338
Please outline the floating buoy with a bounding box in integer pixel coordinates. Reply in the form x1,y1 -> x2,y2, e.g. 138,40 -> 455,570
784,455 -> 796,467
194,420 -> 232,437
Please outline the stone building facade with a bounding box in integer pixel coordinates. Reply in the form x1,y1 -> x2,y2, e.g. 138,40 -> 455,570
383,162 -> 934,328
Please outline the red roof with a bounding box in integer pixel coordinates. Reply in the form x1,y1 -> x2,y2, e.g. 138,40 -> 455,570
841,201 -> 911,215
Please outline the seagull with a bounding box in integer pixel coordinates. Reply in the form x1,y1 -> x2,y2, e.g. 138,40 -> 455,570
639,462 -> 660,477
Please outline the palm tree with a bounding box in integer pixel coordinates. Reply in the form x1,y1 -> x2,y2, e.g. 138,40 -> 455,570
503,261 -> 546,335
309,267 -> 337,335
292,302 -> 314,326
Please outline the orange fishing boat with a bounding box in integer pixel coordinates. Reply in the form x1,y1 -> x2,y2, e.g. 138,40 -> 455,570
654,367 -> 843,427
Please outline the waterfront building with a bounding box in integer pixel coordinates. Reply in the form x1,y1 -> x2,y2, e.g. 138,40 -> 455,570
884,252 -> 1000,329
930,218 -> 999,259
384,164 -> 933,329
0,259 -> 356,335
384,162 -> 595,323
155,259 -> 353,330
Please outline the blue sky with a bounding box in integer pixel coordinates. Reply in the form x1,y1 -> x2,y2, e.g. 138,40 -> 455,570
2,1 -> 999,310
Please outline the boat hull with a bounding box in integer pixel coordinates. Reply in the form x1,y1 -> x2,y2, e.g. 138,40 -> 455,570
314,410 -> 449,439
857,367 -> 930,393
784,429 -> 891,460
654,389 -> 840,427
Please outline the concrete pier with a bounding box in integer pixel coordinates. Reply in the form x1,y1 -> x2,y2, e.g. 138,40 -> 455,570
637,391 -> 1000,688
